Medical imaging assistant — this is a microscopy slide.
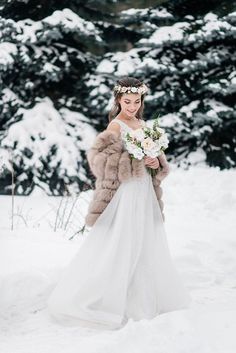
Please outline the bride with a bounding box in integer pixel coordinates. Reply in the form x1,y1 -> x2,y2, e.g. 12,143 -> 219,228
47,76 -> 192,330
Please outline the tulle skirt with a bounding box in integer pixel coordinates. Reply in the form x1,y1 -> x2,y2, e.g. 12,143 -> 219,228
47,169 -> 191,330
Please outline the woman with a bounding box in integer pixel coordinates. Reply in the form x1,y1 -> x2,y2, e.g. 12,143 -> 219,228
47,76 -> 192,330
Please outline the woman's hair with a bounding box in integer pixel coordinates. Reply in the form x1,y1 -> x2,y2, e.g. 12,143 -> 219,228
108,76 -> 147,122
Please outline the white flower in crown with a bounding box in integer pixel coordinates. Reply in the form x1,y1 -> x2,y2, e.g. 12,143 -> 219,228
114,83 -> 148,95
131,87 -> 138,93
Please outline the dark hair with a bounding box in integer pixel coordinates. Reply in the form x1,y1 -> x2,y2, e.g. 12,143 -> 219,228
108,76 -> 147,122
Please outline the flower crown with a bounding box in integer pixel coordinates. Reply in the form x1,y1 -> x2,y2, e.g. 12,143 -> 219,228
113,83 -> 148,95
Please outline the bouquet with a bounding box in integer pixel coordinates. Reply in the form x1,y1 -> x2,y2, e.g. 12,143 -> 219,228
123,117 -> 169,177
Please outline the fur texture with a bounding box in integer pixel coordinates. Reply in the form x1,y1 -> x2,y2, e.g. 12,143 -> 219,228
85,130 -> 170,227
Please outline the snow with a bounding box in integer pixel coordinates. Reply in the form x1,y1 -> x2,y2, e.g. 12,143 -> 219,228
0,165 -> 236,352
228,11 -> 236,18
144,91 -> 165,103
43,8 -> 102,42
149,8 -> 174,19
205,99 -> 233,114
207,78 -> 236,95
138,57 -> 166,71
188,13 -> 234,44
114,50 -> 142,76
1,97 -> 96,193
90,84 -> 110,96
98,47 -> 175,77
0,42 -> 18,69
96,59 -> 115,74
185,148 -> 206,164
43,62 -> 60,74
204,13 -> 218,22
157,113 -> 183,128
179,100 -> 200,117
15,8 -> 102,44
120,7 -> 173,19
120,8 -> 149,17
117,59 -> 136,76
0,149 -> 11,171
203,12 -> 232,31
1,88 -> 23,105
139,22 -> 190,46
97,49 -> 142,76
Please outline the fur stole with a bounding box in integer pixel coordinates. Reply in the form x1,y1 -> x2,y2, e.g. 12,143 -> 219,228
85,129 -> 170,227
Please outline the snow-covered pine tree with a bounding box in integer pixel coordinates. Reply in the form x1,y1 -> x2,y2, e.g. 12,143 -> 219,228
92,0 -> 236,169
0,4 -> 103,194
0,0 -> 235,195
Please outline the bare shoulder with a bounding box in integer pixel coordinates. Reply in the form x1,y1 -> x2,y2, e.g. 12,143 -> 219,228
106,121 -> 121,136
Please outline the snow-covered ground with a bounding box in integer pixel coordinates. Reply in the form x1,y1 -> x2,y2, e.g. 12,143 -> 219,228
0,164 -> 236,353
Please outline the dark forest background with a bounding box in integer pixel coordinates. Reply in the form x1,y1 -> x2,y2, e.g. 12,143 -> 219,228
0,0 -> 236,195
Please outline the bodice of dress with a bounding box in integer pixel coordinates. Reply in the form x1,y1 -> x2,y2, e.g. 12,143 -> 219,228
110,118 -> 146,145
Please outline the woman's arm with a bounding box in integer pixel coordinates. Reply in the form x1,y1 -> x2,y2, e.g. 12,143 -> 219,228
86,129 -> 122,178
156,151 -> 170,181
106,121 -> 121,136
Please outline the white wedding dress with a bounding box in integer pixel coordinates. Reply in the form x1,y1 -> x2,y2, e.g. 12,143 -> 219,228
47,118 -> 192,330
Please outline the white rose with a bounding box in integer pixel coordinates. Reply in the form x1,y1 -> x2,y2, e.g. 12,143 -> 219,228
126,141 -> 136,152
132,147 -> 144,160
131,87 -> 138,93
141,137 -> 156,150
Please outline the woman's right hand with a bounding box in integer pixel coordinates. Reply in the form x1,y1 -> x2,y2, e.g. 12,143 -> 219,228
144,156 -> 160,169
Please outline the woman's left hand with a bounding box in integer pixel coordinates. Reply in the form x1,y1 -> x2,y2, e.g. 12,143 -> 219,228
144,156 -> 160,169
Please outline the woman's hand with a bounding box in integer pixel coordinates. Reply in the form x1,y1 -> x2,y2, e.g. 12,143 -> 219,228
144,156 -> 160,169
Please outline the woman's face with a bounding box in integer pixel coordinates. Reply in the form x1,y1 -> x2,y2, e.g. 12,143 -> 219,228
118,93 -> 142,118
